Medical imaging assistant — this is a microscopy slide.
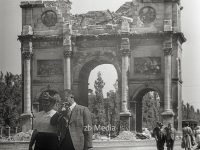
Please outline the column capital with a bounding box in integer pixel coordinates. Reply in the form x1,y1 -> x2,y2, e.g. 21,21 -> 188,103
64,50 -> 73,58
121,37 -> 130,46
163,40 -> 172,55
163,48 -> 172,56
63,44 -> 71,50
121,38 -> 131,56
18,35 -> 33,42
121,49 -> 131,56
22,51 -> 33,60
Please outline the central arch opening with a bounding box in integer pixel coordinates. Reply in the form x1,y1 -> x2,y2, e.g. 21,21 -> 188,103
77,62 -> 121,134
88,64 -> 119,128
76,59 -> 121,107
88,64 -> 118,98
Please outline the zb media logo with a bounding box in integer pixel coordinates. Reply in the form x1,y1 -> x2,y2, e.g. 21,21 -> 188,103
84,124 -> 116,132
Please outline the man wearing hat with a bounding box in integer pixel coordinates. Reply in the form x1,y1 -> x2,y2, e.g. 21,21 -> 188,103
50,89 -> 93,150
153,122 -> 166,150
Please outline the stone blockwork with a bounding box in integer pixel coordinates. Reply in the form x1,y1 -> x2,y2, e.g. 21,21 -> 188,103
20,0 -> 71,36
19,0 -> 185,132
70,0 -> 182,35
19,1 -> 72,130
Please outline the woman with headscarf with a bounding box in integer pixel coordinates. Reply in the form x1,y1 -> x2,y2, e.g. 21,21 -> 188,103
29,90 -> 60,150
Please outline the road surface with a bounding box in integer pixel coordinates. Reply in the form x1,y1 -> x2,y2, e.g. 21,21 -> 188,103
94,145 -> 183,150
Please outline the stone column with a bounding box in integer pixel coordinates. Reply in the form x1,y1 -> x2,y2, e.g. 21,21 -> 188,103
63,22 -> 72,90
21,40 -> 33,132
162,39 -> 174,126
18,25 -> 33,132
130,101 -> 136,131
23,51 -> 32,114
63,47 -> 72,90
177,88 -> 183,136
120,38 -> 131,131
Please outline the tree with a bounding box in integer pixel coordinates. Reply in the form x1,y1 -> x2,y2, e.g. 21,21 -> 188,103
142,91 -> 160,130
182,101 -> 200,125
106,80 -> 120,124
93,72 -> 106,127
0,72 -> 22,127
106,91 -> 120,120
105,80 -> 120,136
190,105 -> 195,119
182,101 -> 187,120
186,103 -> 190,119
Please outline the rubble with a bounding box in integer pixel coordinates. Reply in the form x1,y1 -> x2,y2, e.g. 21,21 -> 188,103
12,130 -> 32,141
136,133 -> 150,139
112,128 -> 153,141
113,131 -> 137,141
0,130 -> 32,142
69,0 -> 146,35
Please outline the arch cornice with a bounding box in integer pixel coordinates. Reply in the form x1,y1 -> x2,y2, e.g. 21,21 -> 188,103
72,55 -> 121,83
130,84 -> 163,102
71,32 -> 186,44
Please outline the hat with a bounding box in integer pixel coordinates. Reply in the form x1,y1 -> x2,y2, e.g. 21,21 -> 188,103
39,90 -> 61,103
157,122 -> 163,127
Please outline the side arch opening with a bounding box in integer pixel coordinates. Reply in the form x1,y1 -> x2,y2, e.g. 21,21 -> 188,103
130,88 -> 163,133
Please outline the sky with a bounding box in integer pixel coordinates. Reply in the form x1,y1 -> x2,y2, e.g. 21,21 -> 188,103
0,0 -> 200,108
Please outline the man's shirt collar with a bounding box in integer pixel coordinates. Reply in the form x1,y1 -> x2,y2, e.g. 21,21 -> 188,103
69,102 -> 76,111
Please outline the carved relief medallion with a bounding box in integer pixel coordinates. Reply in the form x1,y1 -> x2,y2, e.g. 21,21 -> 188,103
139,6 -> 156,24
41,10 -> 57,27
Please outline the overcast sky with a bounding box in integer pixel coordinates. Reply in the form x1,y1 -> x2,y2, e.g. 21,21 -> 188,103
0,0 -> 200,109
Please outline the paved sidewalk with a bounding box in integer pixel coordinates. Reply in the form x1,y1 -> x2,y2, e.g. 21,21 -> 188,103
93,140 -> 182,150
94,145 -> 183,150
0,140 -> 183,150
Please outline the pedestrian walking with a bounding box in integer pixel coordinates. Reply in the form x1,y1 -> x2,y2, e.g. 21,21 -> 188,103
165,123 -> 176,150
153,122 -> 166,150
182,122 -> 194,150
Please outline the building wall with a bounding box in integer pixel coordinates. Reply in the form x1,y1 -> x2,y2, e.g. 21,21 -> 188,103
20,1 -> 71,106
19,0 -> 184,131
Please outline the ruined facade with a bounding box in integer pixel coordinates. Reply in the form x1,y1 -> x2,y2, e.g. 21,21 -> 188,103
18,0 -> 185,133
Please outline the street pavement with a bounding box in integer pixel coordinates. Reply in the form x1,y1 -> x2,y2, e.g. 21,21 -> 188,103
93,138 -> 183,150
94,145 -> 183,150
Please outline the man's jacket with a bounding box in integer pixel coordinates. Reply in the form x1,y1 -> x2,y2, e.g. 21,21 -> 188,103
50,104 -> 93,150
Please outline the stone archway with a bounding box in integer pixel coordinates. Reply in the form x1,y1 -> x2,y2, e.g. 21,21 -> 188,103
72,56 -> 121,107
19,0 -> 186,132
130,86 -> 164,132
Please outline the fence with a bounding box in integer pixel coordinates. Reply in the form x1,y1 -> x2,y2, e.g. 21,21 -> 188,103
0,126 -> 21,139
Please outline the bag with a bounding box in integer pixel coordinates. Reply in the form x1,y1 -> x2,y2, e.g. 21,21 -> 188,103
181,138 -> 185,148
191,135 -> 196,146
192,140 -> 196,146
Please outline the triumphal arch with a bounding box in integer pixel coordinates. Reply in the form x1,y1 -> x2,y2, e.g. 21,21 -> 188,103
19,0 -> 185,133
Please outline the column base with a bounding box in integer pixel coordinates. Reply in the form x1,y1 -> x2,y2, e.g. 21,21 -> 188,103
176,130 -> 182,137
20,113 -> 33,132
161,109 -> 174,126
120,111 -> 131,131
